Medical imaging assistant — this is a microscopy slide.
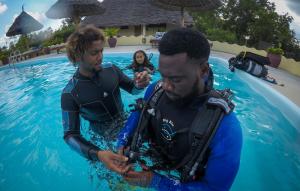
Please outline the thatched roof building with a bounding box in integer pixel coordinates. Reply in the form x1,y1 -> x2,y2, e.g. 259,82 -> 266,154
46,0 -> 106,24
82,0 -> 193,36
150,0 -> 222,11
6,7 -> 43,37
150,0 -> 222,26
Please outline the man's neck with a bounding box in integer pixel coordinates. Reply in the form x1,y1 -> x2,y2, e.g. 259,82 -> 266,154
79,67 -> 95,78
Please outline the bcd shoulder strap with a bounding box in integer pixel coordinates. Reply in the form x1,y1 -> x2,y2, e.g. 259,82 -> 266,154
178,89 -> 235,182
129,81 -> 164,152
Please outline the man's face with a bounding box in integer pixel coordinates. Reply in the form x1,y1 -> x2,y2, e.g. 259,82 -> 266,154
158,53 -> 207,101
79,40 -> 104,73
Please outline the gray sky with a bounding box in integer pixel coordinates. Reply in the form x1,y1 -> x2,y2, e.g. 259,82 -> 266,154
269,0 -> 300,39
285,0 -> 300,17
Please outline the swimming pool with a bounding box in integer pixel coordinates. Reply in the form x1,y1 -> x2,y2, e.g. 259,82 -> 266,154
0,53 -> 299,191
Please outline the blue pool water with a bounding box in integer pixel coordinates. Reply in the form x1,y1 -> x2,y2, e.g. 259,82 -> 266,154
0,53 -> 299,191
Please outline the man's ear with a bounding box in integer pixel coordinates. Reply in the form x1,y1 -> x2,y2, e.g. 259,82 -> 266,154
74,55 -> 81,63
200,62 -> 209,77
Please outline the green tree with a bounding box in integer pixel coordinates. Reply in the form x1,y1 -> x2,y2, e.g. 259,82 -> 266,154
43,24 -> 75,47
15,35 -> 30,52
192,0 -> 300,60
9,42 -> 16,51
29,27 -> 53,48
193,11 -> 237,43
0,48 -> 10,64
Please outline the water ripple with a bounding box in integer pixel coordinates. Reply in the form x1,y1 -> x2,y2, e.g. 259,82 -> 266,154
0,54 -> 299,191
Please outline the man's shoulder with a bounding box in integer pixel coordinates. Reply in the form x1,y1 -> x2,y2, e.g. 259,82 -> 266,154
149,81 -> 162,90
102,62 -> 114,69
221,112 -> 239,125
144,81 -> 162,99
210,112 -> 242,152
218,112 -> 242,138
62,77 -> 78,94
102,63 -> 123,73
101,63 -> 123,76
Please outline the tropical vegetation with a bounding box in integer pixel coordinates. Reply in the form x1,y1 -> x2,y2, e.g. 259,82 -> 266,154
42,22 -> 75,47
267,47 -> 284,55
193,0 -> 300,60
0,20 -> 75,64
104,27 -> 120,38
0,47 -> 9,64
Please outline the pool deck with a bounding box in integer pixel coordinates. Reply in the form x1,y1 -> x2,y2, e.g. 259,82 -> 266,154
210,51 -> 300,108
3,45 -> 300,108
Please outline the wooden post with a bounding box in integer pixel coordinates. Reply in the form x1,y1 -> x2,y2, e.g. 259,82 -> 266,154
142,24 -> 146,44
180,7 -> 184,27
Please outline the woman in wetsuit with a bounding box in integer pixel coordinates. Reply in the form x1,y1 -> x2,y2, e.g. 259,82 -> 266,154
127,50 -> 155,74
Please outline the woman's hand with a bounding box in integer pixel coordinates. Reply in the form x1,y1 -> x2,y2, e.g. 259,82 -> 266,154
134,71 -> 151,88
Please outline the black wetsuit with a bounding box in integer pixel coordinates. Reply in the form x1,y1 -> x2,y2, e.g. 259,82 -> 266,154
128,63 -> 155,73
61,63 -> 141,161
148,93 -> 206,165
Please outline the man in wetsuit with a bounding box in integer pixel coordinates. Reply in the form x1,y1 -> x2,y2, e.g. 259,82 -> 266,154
61,25 -> 150,174
117,28 -> 243,190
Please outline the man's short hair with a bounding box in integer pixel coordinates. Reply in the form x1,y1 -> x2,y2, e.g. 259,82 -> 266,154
66,25 -> 105,64
158,28 -> 210,61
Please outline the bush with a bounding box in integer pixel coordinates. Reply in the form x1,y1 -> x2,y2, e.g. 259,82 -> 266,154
205,28 -> 237,44
42,24 -> 75,47
15,35 -> 30,53
104,27 -> 120,38
267,47 -> 284,55
0,49 -> 10,64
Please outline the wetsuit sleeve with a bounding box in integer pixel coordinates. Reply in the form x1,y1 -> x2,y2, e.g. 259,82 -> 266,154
112,65 -> 136,92
61,92 -> 100,161
113,64 -> 149,95
116,111 -> 141,148
116,83 -> 156,148
150,112 -> 243,191
148,63 -> 155,71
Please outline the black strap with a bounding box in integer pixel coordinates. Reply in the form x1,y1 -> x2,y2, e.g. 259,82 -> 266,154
178,90 -> 234,182
171,103 -> 214,171
129,82 -> 164,152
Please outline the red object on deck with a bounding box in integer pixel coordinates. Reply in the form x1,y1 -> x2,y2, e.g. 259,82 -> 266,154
267,53 -> 282,68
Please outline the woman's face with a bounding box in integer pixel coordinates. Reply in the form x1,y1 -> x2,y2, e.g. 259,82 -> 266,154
135,52 -> 145,64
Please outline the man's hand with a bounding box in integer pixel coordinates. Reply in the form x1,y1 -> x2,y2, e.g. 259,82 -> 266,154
117,146 -> 126,155
97,150 -> 131,174
134,71 -> 150,88
123,170 -> 153,187
118,147 -> 153,187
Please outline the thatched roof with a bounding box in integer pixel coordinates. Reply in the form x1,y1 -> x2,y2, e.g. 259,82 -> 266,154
6,9 -> 43,37
46,0 -> 105,19
150,0 -> 222,26
150,0 -> 222,11
82,0 -> 193,27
